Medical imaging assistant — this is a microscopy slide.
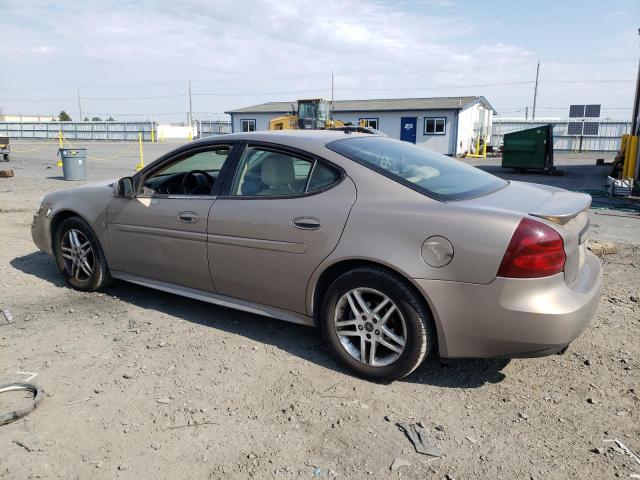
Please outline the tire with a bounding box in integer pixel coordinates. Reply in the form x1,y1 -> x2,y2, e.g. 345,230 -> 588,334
53,216 -> 112,291
320,267 -> 435,382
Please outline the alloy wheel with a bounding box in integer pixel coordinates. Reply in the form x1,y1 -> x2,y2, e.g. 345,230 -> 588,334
60,229 -> 94,283
333,287 -> 407,367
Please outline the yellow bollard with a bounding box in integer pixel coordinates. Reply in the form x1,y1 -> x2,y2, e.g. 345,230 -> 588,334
135,132 -> 145,171
188,128 -> 193,142
482,139 -> 487,159
625,135 -> 638,180
56,130 -> 64,167
151,127 -> 155,143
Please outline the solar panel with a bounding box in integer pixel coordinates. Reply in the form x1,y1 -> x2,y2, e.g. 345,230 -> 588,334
584,104 -> 601,118
567,122 -> 583,135
569,105 -> 585,118
582,122 -> 599,135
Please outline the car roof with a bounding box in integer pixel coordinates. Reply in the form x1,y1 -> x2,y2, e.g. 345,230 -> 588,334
191,130 -> 375,148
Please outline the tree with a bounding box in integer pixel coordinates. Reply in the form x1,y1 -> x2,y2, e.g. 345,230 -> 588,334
59,110 -> 71,121
91,116 -> 102,122
106,116 -> 115,122
83,116 -> 89,122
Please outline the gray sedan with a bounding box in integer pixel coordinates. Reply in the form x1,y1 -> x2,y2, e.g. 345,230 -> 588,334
32,131 -> 602,381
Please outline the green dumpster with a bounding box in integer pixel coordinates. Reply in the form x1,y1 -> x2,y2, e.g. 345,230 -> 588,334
502,124 -> 554,173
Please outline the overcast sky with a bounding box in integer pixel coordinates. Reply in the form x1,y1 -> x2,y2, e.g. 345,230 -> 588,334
1,0 -> 638,122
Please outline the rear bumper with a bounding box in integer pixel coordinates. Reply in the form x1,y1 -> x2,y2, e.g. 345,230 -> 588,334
414,251 -> 602,358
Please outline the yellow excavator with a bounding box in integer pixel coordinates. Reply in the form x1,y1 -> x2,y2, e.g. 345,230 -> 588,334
269,98 -> 371,132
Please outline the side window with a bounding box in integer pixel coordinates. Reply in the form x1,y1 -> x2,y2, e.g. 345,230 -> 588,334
359,118 -> 379,130
230,148 -> 340,197
308,162 -> 340,191
142,145 -> 232,195
241,119 -> 256,132
424,117 -> 446,135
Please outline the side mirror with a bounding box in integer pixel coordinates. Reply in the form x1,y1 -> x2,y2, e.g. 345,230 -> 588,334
115,177 -> 134,198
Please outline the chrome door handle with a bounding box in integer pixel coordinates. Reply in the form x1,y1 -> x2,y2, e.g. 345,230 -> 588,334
292,217 -> 321,230
178,212 -> 199,224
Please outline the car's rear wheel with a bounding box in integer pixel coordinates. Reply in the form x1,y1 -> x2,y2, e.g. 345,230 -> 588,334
53,216 -> 112,291
320,267 -> 435,382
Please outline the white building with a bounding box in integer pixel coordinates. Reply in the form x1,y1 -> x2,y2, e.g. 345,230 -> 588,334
226,96 -> 496,156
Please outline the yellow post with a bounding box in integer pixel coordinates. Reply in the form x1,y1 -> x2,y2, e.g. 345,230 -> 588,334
160,130 -> 165,144
188,127 -> 193,142
482,138 -> 487,159
625,135 -> 638,180
135,132 -> 145,171
151,127 -> 155,143
56,129 -> 64,166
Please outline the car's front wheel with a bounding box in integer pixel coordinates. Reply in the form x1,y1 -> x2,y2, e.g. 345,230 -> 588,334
53,216 -> 112,291
320,267 -> 435,382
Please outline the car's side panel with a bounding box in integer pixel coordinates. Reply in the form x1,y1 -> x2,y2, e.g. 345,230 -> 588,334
207,177 -> 357,315
107,196 -> 216,291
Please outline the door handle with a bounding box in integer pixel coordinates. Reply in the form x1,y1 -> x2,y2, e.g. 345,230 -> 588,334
178,211 -> 199,224
292,217 -> 321,230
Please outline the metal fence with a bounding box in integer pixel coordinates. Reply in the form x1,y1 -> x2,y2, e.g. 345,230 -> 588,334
0,120 -> 232,141
198,120 -> 231,137
491,120 -> 632,152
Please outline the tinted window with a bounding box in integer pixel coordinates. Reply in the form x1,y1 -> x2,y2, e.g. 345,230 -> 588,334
308,162 -> 339,191
327,136 -> 506,201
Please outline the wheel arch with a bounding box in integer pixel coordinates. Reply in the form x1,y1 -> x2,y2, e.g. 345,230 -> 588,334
309,258 -> 441,350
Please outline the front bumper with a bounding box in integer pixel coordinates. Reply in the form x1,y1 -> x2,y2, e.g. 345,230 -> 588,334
31,210 -> 53,255
414,251 -> 602,358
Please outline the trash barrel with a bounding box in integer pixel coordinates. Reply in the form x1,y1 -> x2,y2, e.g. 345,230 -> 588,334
58,148 -> 87,181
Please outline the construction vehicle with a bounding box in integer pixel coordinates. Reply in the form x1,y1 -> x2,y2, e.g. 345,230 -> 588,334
0,136 -> 9,162
269,98 -> 360,131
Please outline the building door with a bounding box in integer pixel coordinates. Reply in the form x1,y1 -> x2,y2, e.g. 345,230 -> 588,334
400,117 -> 417,143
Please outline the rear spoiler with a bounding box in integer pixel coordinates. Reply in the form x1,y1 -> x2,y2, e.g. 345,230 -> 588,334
529,191 -> 591,225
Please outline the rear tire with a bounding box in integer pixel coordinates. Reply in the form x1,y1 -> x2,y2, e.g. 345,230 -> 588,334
53,216 -> 112,291
320,267 -> 435,382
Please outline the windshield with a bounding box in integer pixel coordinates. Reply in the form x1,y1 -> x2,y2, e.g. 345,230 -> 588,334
298,101 -> 328,122
327,136 -> 507,201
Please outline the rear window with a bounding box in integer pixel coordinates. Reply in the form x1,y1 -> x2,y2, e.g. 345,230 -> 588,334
327,136 -> 507,201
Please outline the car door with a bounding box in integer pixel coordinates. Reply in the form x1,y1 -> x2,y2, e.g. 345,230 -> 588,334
207,143 -> 357,315
107,143 -> 236,291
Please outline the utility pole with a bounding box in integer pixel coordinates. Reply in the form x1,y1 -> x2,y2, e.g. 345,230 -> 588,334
631,58 -> 640,136
77,85 -> 83,121
188,80 -> 193,128
525,106 -> 529,121
532,60 -> 540,121
330,72 -> 335,118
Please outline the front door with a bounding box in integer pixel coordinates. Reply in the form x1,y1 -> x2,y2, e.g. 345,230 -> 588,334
400,117 -> 417,143
207,144 -> 357,314
107,144 -> 234,291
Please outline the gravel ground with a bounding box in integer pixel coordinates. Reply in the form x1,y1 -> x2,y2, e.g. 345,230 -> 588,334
0,141 -> 639,479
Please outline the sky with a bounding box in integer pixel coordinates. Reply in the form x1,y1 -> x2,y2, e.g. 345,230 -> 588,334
0,0 -> 638,122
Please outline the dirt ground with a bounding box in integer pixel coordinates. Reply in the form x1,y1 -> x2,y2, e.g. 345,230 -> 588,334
1,141 -> 639,479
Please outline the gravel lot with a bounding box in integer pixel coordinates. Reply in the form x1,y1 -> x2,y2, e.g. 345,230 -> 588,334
1,140 -> 639,479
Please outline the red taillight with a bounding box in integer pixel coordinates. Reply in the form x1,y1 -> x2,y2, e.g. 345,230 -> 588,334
497,218 -> 565,278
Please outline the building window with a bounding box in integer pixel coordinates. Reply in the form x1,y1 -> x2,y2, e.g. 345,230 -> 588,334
359,118 -> 379,129
424,117 -> 446,135
241,119 -> 256,132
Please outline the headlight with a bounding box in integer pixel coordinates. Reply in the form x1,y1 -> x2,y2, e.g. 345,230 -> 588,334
35,196 -> 44,212
34,196 -> 52,217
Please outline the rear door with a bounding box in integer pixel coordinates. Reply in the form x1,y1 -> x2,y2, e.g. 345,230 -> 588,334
400,117 -> 417,143
207,143 -> 356,314
107,143 -> 236,291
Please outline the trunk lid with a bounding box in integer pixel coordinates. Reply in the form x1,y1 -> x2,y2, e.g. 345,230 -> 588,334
456,181 -> 591,287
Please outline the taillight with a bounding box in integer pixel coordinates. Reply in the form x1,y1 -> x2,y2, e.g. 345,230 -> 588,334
497,218 -> 565,278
